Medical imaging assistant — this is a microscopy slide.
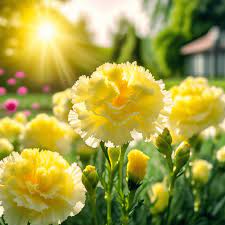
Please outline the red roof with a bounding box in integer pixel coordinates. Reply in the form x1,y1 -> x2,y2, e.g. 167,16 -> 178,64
181,27 -> 220,55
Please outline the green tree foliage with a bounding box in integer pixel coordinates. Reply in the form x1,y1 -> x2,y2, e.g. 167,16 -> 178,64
0,0 -> 111,90
112,19 -> 138,64
111,19 -> 159,77
153,0 -> 201,77
152,0 -> 225,77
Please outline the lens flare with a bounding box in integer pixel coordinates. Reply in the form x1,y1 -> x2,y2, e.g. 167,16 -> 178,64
37,21 -> 56,42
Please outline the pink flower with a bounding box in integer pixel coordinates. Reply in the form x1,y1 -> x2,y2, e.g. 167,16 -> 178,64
31,103 -> 40,110
0,69 -> 5,76
7,78 -> 16,86
42,85 -> 51,93
4,99 -> 19,113
15,71 -> 25,79
23,110 -> 31,117
17,86 -> 28,95
0,87 -> 6,96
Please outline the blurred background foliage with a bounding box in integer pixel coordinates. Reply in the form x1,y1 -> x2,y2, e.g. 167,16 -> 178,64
151,0 -> 225,77
1,0 -> 225,90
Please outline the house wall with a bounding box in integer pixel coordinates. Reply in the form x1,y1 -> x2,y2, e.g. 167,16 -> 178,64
184,51 -> 225,77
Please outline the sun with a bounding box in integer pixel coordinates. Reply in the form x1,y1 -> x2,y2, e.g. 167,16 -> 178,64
37,21 -> 57,42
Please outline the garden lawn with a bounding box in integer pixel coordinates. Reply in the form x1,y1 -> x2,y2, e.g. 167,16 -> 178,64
165,78 -> 225,90
0,93 -> 52,117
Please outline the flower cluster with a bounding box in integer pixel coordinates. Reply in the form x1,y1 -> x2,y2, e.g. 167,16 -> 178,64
0,63 -> 225,225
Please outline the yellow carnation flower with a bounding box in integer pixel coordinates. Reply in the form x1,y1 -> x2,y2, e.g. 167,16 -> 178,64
69,62 -> 171,147
0,138 -> 14,160
148,182 -> 169,214
13,112 -> 28,124
216,147 -> 225,163
127,149 -> 149,185
53,89 -> 73,122
192,159 -> 212,185
23,114 -> 75,155
0,117 -> 24,142
168,77 -> 225,142
0,148 -> 86,225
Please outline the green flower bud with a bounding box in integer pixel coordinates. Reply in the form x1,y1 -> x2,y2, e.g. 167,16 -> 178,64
162,128 -> 172,145
108,147 -> 121,170
82,165 -> 99,193
173,141 -> 190,174
154,128 -> 172,156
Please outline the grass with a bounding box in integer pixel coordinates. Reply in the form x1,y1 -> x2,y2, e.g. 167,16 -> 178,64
165,78 -> 225,90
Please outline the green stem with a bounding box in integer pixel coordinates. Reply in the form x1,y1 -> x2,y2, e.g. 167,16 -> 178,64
90,192 -> 98,225
118,143 -> 129,193
100,141 -> 110,164
0,217 -> 6,225
106,167 -> 113,225
193,188 -> 201,213
166,174 -> 176,225
118,149 -> 125,192
166,155 -> 173,172
100,142 -> 113,225
121,190 -> 135,225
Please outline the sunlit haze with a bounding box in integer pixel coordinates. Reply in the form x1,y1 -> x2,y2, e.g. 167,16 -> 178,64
60,0 -> 152,47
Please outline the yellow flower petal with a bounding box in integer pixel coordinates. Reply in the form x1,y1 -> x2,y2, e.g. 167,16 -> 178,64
23,114 -> 75,155
191,159 -> 212,184
69,62 -> 171,147
0,149 -> 86,225
127,149 -> 149,184
168,77 -> 225,142
0,117 -> 24,142
148,182 -> 169,214
52,89 -> 73,122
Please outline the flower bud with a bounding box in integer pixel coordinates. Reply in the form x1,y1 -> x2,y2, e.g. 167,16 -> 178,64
173,141 -> 190,174
127,149 -> 149,190
148,182 -> 169,214
108,147 -> 120,170
154,128 -> 172,156
191,160 -> 212,185
0,138 -> 14,160
13,112 -> 27,124
82,165 -> 99,193
216,147 -> 225,164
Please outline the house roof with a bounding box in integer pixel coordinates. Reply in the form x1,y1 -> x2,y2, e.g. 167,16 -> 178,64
181,27 -> 222,55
